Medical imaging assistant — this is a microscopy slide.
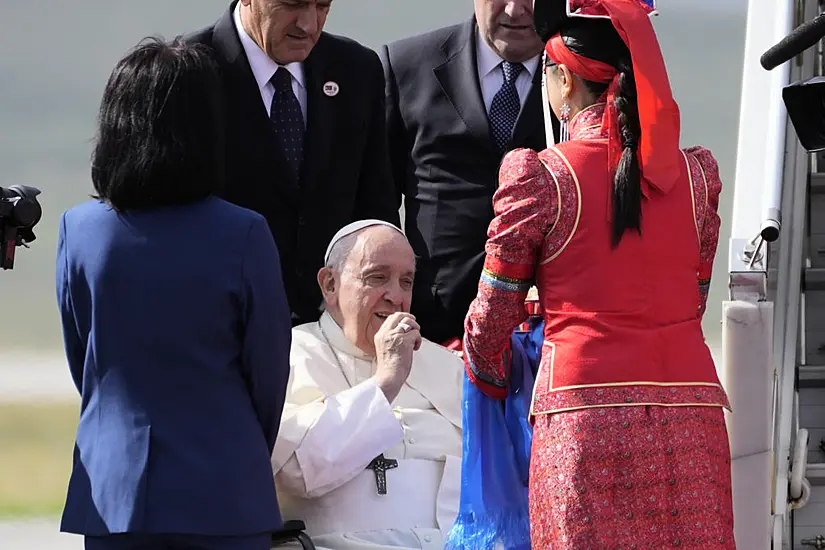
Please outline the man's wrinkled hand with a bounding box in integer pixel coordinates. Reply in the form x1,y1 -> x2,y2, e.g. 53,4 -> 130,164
372,312 -> 421,402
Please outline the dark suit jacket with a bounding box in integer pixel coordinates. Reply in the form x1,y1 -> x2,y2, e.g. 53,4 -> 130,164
381,17 -> 556,343
187,1 -> 399,324
57,198 -> 291,536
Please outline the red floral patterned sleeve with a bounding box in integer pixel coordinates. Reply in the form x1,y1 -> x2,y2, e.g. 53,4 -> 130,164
463,148 -> 558,399
684,146 -> 723,318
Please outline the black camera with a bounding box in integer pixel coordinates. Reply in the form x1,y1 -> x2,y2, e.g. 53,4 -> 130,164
784,78 -> 825,153
761,13 -> 825,152
0,185 -> 42,270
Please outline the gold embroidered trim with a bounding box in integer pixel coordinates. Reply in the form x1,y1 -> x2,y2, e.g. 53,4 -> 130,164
683,150 -> 700,245
538,148 -> 581,265
578,124 -> 603,133
543,161 -> 562,238
528,339 -> 727,415
531,401 -> 732,418
697,157 -> 709,234
550,381 -> 725,391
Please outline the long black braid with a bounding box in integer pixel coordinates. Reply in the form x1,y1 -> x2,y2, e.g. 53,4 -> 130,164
555,19 -> 644,247
610,58 -> 642,246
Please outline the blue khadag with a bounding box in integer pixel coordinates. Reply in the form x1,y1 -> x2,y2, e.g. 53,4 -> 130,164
445,319 -> 544,550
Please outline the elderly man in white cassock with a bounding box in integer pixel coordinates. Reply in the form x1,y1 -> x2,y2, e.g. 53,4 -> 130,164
271,220 -> 464,550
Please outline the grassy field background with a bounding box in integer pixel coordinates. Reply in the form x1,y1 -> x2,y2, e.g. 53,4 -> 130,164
0,403 -> 78,518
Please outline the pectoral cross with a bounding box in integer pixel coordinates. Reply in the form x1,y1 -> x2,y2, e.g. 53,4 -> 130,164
366,454 -> 398,495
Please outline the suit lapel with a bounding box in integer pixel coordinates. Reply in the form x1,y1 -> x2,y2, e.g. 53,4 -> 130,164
509,67 -> 545,150
211,4 -> 255,85
300,37 -> 334,197
433,18 -> 496,153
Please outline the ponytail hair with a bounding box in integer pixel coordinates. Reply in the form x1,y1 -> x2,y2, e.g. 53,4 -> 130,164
611,59 -> 642,246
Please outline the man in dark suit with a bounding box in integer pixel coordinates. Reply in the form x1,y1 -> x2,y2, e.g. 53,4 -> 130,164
381,0 -> 556,345
187,0 -> 399,326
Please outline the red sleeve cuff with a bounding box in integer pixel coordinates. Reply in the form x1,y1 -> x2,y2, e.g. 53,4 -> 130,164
464,360 -> 508,400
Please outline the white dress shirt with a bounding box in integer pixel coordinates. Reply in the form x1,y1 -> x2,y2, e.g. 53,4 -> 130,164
475,29 -> 540,113
272,312 -> 464,550
232,2 -> 307,123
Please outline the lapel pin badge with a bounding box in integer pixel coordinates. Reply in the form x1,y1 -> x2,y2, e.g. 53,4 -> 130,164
323,81 -> 340,97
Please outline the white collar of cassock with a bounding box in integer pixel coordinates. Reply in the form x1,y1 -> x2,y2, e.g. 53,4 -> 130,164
319,311 -> 374,362
317,313 -> 464,429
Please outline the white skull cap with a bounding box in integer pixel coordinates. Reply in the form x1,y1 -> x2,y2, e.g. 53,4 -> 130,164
324,219 -> 405,265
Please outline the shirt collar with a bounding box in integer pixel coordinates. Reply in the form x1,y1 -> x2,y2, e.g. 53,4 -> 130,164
319,311 -> 373,361
233,2 -> 305,91
475,27 -> 540,79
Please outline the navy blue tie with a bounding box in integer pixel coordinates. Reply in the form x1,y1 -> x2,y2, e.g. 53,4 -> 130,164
269,68 -> 305,179
488,61 -> 524,152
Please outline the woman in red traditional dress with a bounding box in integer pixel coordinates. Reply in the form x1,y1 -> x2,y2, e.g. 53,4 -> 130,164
462,0 -> 735,548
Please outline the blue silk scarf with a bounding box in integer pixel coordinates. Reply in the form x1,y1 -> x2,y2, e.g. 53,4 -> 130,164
445,319 -> 544,550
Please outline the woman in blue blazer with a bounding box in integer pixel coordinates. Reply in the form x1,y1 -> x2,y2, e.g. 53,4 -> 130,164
56,37 -> 291,550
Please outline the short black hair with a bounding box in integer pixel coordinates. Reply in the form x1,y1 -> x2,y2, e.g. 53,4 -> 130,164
91,36 -> 225,211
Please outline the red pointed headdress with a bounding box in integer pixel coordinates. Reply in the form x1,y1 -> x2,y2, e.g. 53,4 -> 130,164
544,0 -> 681,195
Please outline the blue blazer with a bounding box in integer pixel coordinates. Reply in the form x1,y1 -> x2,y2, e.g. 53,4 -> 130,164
56,198 -> 291,537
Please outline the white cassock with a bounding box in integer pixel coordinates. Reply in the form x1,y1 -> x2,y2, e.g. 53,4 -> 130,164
271,312 -> 464,550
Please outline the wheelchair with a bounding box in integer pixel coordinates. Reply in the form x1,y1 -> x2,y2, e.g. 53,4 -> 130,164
270,520 -> 315,549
